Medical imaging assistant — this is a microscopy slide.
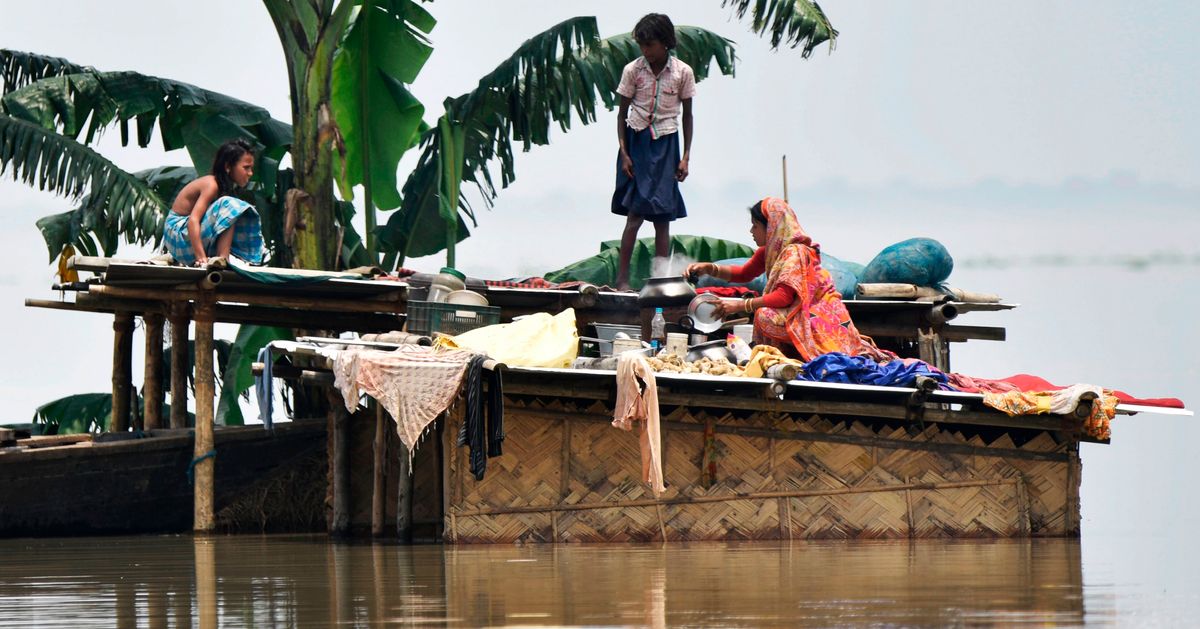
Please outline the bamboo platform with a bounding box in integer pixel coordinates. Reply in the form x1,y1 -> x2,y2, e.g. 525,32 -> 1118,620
439,368 -> 1086,544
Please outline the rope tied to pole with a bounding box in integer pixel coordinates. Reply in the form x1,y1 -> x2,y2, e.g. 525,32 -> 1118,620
187,449 -> 217,485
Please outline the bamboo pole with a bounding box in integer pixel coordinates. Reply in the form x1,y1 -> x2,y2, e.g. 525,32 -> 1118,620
111,312 -> 134,432
327,389 -> 350,536
169,304 -> 189,430
781,154 -> 789,203
88,284 -> 402,313
371,403 -> 387,537
143,313 -> 165,430
193,299 -> 216,532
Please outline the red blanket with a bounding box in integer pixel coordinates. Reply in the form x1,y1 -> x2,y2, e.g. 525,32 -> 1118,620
949,372 -> 1183,408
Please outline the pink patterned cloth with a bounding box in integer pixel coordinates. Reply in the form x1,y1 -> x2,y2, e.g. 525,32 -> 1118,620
332,345 -> 477,458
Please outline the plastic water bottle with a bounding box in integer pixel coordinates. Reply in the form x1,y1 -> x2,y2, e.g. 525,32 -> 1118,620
650,308 -> 666,351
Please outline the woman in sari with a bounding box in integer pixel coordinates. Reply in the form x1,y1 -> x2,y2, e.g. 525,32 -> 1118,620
685,197 -> 892,362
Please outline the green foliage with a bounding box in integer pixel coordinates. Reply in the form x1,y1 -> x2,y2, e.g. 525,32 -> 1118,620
30,392 -> 194,434
331,0 -> 433,212
721,0 -> 838,55
0,49 -> 89,93
1,112 -> 169,258
216,325 -> 294,426
31,392 -> 111,434
544,234 -> 756,289
379,19 -> 739,265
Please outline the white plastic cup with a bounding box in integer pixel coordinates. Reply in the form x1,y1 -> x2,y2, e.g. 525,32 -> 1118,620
733,324 -> 754,344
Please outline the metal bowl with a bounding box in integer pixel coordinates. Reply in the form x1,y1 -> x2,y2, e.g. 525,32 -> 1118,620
685,339 -> 736,363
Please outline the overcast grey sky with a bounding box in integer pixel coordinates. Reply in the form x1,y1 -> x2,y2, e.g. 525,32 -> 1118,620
1,1 -> 1197,544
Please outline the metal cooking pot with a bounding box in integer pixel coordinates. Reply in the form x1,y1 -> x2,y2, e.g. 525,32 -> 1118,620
638,276 -> 696,307
685,339 -> 736,363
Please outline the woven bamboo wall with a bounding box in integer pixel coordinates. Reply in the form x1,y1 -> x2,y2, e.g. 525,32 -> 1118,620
445,395 -> 1079,544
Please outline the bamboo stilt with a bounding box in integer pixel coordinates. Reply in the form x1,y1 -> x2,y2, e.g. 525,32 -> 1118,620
169,305 -> 189,429
397,440 -> 413,543
143,313 -> 165,430
111,312 -> 134,432
192,300 -> 215,532
327,389 -> 350,536
372,403 -> 387,537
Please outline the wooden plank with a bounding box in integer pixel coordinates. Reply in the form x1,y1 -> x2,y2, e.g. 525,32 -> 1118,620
857,322 -> 1007,342
16,433 -> 95,448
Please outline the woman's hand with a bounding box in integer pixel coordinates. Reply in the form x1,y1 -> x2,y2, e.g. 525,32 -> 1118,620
620,152 -> 634,179
683,262 -> 717,282
712,298 -> 749,319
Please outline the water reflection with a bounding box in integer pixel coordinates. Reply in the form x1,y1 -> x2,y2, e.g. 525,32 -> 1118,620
0,535 -> 1088,626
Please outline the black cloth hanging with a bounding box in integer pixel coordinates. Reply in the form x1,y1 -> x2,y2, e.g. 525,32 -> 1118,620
486,363 -> 504,457
456,354 -> 504,481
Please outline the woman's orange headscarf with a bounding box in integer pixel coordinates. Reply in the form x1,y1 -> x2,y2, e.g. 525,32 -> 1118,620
757,197 -> 893,362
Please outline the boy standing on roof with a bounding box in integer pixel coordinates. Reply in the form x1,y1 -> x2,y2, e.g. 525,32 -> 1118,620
612,13 -> 696,291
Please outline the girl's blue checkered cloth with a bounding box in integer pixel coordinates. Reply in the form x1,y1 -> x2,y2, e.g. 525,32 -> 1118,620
164,195 -> 265,266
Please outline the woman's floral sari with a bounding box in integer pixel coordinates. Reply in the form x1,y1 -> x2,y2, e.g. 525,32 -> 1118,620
752,197 -> 893,362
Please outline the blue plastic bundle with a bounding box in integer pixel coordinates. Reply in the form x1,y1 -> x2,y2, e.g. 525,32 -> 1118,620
820,253 -> 863,300
861,238 -> 953,286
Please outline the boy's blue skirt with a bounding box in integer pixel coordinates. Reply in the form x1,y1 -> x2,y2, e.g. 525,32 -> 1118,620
611,127 -> 687,222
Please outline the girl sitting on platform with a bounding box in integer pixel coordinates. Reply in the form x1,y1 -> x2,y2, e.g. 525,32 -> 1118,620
164,139 -> 266,267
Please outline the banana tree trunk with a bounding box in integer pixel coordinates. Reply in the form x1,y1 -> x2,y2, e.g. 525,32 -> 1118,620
266,0 -> 355,272
290,95 -> 338,271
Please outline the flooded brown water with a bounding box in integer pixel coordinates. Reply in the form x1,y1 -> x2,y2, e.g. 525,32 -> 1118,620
0,534 -> 1165,627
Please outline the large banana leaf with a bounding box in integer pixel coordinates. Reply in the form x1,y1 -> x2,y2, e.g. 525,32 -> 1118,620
0,49 -> 89,94
331,0 -> 433,215
31,392 -> 112,434
0,60 -> 292,185
216,325 -> 293,426
378,18 -> 738,265
31,392 -> 194,434
1,112 -> 168,254
722,0 -> 838,55
543,234 -> 755,289
34,165 -> 196,261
